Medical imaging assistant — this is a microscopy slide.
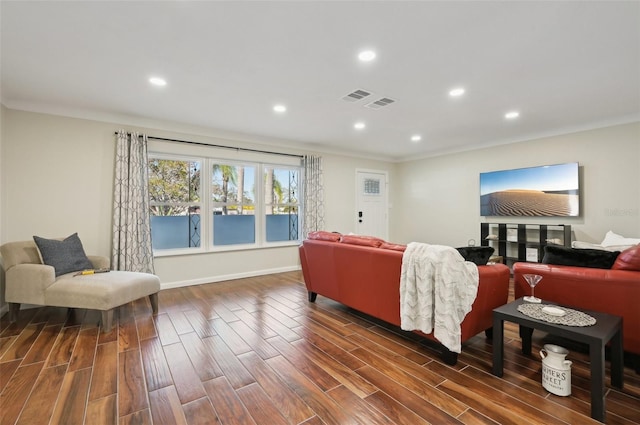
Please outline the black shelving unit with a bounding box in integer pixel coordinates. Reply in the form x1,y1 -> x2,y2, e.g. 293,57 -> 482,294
480,223 -> 571,269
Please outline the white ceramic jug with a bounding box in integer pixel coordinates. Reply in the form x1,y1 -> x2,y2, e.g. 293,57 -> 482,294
540,344 -> 572,396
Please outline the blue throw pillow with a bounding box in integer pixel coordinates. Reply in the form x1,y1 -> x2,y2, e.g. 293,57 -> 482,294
33,233 -> 94,276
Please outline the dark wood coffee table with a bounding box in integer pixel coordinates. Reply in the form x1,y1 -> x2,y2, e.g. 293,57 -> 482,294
492,298 -> 623,423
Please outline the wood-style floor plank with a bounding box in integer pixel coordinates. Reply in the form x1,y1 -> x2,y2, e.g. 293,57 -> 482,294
0,362 -> 44,425
363,390 -> 431,425
202,377 -> 256,425
181,397 -> 220,425
49,367 -> 92,425
326,384 -> 393,425
290,338 -> 377,398
135,316 -> 158,341
0,271 -> 638,425
153,314 -> 180,346
200,335 -> 255,390
148,385 -> 188,425
20,324 -> 62,365
89,341 -> 118,401
227,318 -> 280,360
235,382 -> 289,425
162,342 -> 206,404
0,308 -> 38,338
0,359 -> 21,394
118,316 -> 140,353
178,332 -> 223,382
45,325 -> 80,367
264,355 -> 355,425
182,310 -> 217,339
0,336 -> 18,358
85,393 -> 117,425
237,351 -> 315,424
118,349 -> 149,417
139,338 -> 174,393
0,323 -> 45,362
69,327 -> 99,371
119,409 -> 152,425
15,364 -> 67,425
356,365 -> 463,424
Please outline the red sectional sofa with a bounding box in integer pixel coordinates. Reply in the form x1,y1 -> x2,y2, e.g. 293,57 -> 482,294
513,245 -> 640,362
298,233 -> 511,364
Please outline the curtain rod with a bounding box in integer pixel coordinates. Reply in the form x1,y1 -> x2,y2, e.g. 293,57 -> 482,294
115,132 -> 304,159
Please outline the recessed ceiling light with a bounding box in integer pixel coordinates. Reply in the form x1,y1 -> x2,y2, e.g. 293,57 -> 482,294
354,122 -> 366,130
149,77 -> 167,87
505,111 -> 520,119
358,50 -> 376,62
449,87 -> 465,97
411,135 -> 422,142
273,104 -> 287,113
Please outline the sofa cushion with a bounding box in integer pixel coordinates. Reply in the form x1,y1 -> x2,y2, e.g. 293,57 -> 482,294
456,246 -> 495,265
339,235 -> 385,247
542,245 -> 620,269
611,245 -> 640,271
307,231 -> 341,242
33,233 -> 94,277
601,230 -> 640,248
46,270 -> 160,310
380,242 -> 407,252
571,240 -> 628,252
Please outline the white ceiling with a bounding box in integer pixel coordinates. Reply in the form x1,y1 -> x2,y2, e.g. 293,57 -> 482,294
1,1 -> 639,161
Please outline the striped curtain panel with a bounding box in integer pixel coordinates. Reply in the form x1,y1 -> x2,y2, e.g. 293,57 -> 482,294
112,130 -> 155,273
302,155 -> 325,237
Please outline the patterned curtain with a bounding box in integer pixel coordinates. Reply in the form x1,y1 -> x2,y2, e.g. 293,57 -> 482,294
112,130 -> 154,273
302,155 -> 324,237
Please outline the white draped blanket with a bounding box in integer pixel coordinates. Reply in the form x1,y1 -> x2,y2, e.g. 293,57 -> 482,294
399,242 -> 479,353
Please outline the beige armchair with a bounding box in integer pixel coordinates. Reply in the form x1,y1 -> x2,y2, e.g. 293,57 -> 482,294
1,240 -> 160,332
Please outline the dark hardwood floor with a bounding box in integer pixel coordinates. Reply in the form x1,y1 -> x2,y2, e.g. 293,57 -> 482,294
0,271 -> 638,425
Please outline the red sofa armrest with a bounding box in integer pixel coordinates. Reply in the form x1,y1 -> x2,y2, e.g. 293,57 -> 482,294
513,262 -> 640,355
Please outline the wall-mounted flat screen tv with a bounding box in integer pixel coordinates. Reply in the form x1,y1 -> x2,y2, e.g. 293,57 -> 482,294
480,162 -> 579,217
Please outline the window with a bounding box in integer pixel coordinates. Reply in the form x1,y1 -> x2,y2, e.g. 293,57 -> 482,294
148,158 -> 202,250
148,154 -> 301,254
212,163 -> 256,246
264,166 -> 299,242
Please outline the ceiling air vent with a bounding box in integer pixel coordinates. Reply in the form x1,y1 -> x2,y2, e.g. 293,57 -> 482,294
364,97 -> 396,109
341,89 -> 372,102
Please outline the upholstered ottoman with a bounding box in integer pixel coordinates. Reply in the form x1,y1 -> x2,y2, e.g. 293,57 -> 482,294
45,271 -> 160,331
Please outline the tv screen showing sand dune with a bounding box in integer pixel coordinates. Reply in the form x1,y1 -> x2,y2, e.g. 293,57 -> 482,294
480,163 -> 579,217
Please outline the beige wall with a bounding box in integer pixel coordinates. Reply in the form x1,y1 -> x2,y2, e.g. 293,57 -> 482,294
394,122 -> 640,246
322,154 -> 398,236
0,106 -> 5,306
1,107 -> 638,299
0,108 -> 396,289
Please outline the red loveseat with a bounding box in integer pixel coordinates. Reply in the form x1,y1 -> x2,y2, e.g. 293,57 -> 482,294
298,232 -> 511,365
513,245 -> 640,363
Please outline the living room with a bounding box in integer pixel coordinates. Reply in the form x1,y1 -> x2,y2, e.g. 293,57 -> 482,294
1,1 -> 639,424
2,110 -> 638,287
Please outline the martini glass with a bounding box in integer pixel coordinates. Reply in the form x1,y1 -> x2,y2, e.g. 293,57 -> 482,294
523,274 -> 542,303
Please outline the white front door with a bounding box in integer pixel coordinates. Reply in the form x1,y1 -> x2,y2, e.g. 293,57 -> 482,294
355,170 -> 388,239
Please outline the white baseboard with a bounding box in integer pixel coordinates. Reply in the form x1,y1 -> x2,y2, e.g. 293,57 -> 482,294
160,265 -> 301,290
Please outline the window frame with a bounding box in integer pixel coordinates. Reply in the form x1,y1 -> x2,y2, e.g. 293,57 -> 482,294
210,159 -> 259,250
149,152 -> 302,257
148,154 -> 205,256
263,164 -> 301,244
